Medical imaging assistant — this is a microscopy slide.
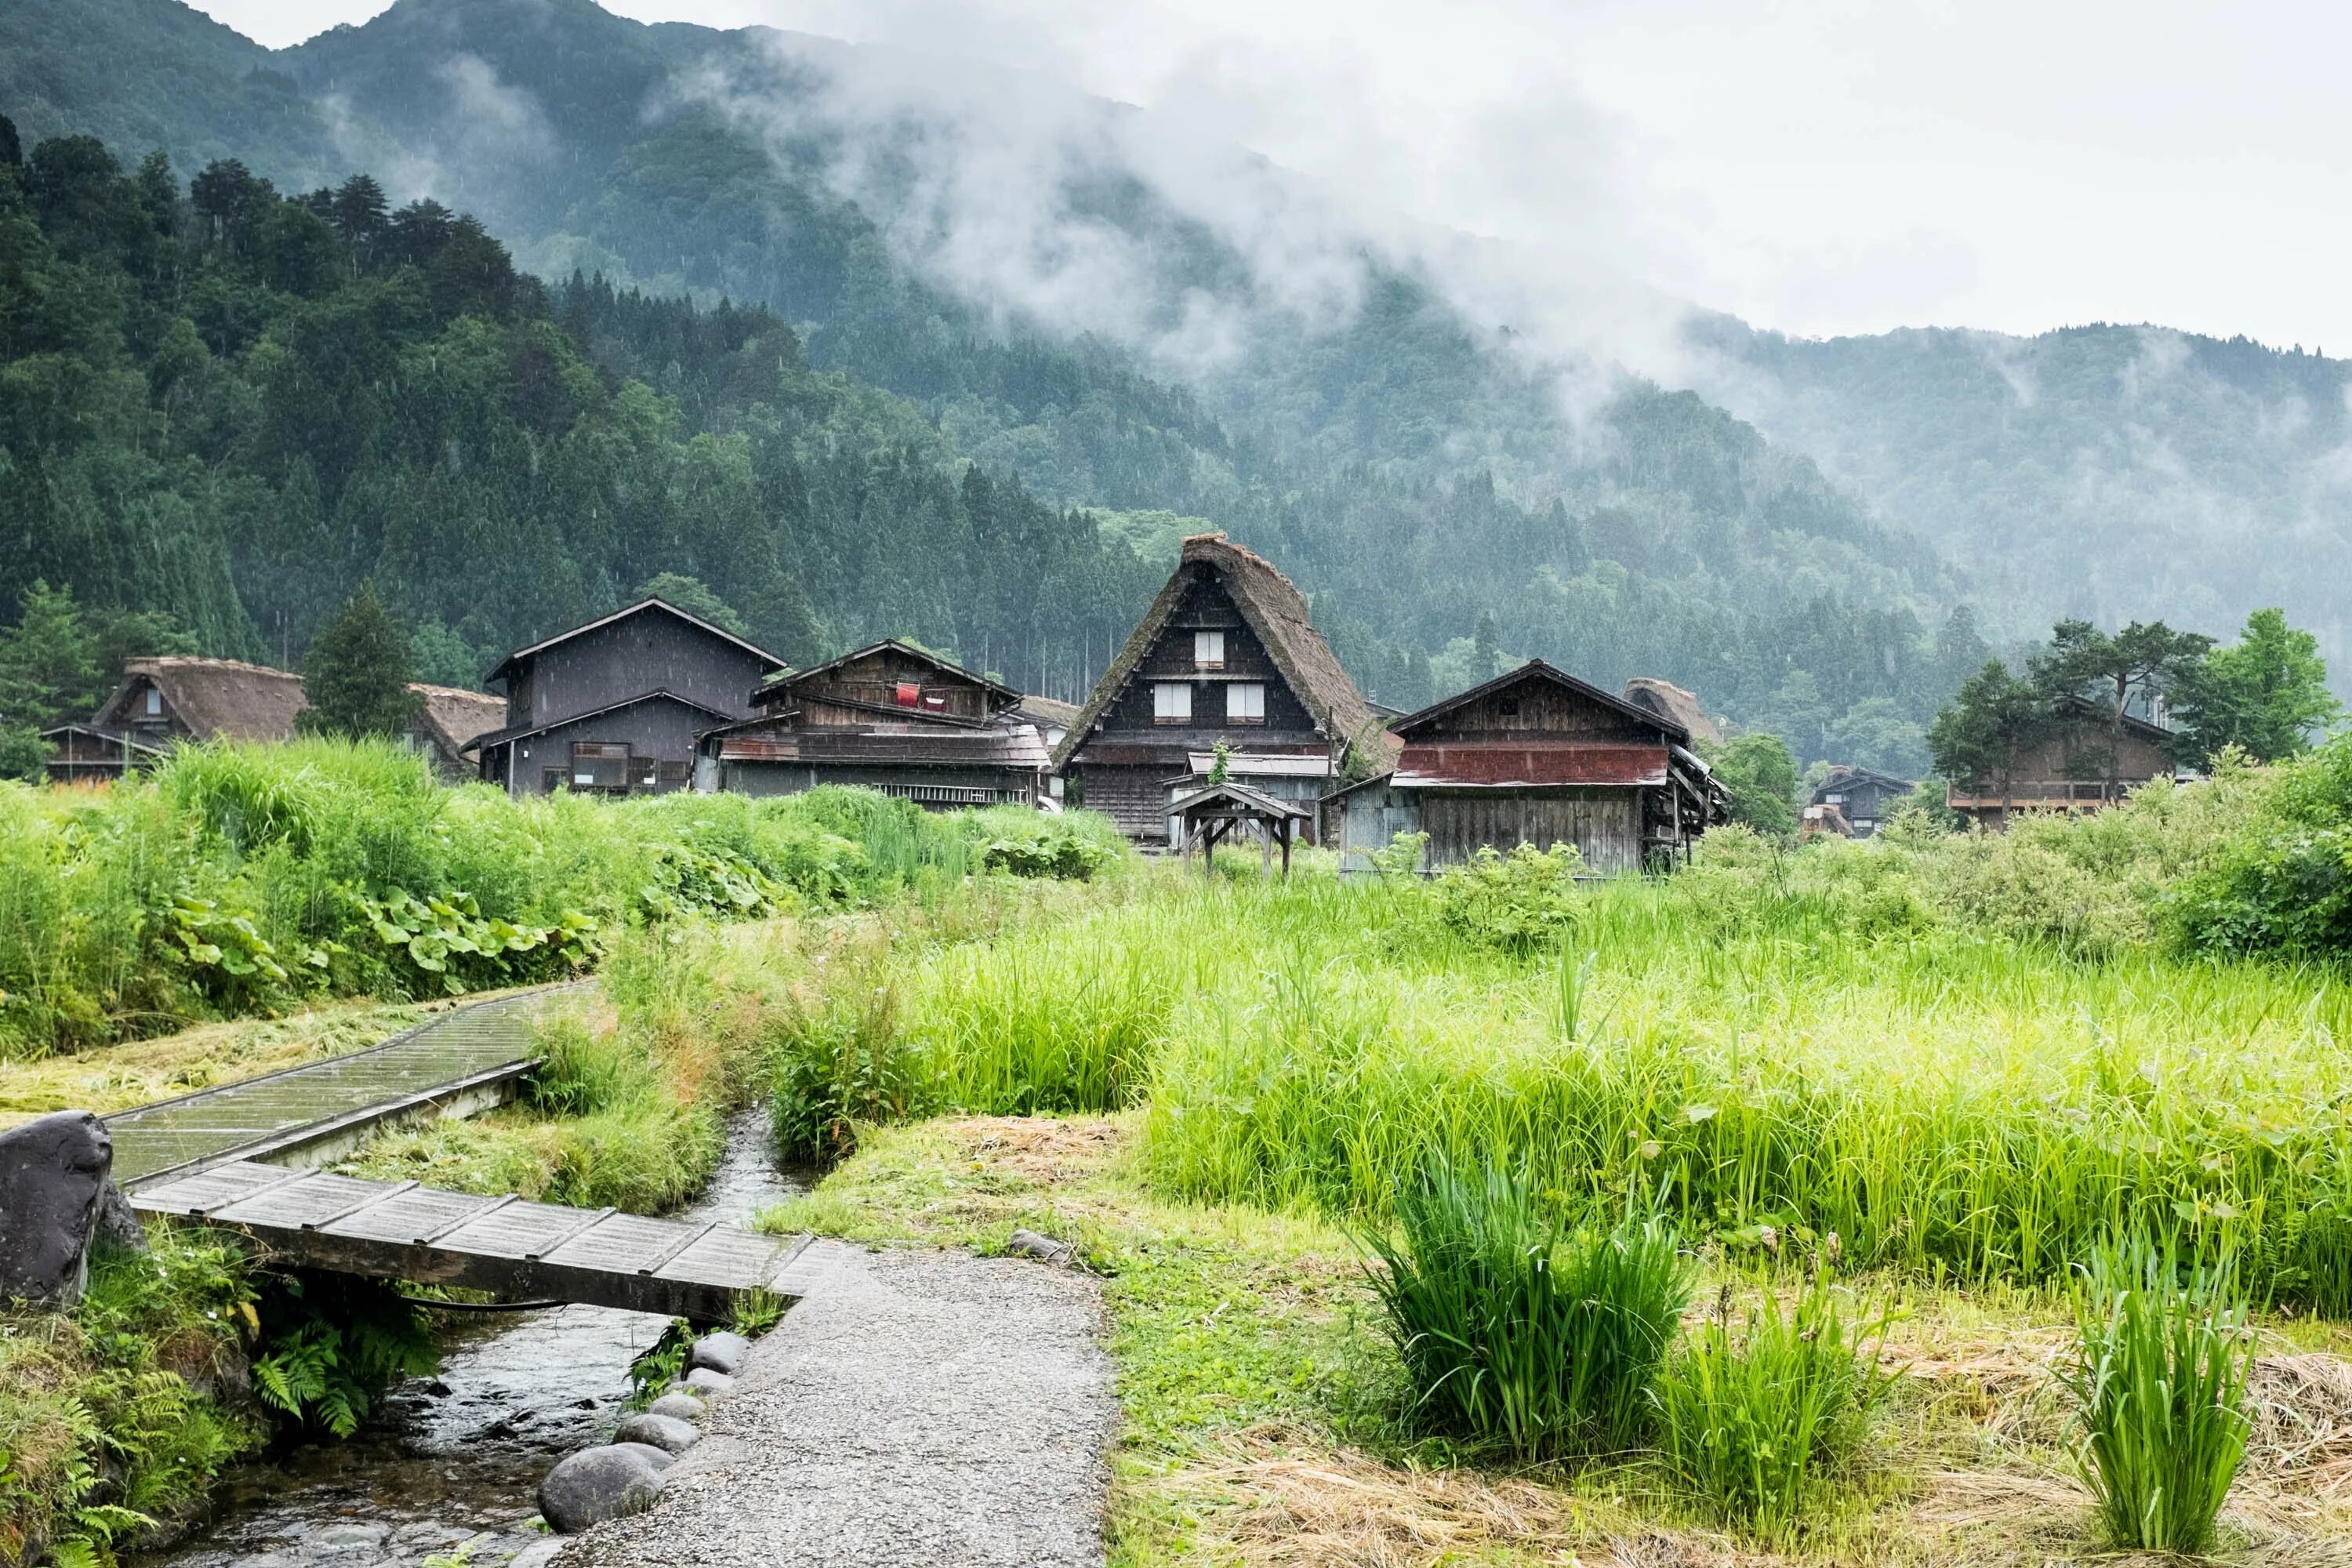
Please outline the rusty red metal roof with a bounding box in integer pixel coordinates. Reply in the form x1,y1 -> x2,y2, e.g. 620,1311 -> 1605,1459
1393,742 -> 1668,789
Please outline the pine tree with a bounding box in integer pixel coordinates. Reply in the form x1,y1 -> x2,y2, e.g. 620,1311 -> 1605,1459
299,582 -> 420,739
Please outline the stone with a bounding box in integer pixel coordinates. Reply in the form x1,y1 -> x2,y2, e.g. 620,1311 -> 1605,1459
312,1521 -> 391,1552
93,1178 -> 147,1256
608,1441 -> 677,1472
612,1412 -> 700,1455
679,1367 -> 735,1397
1008,1228 -> 1074,1265
539,1445 -> 668,1534
644,1392 -> 706,1424
0,1111 -> 114,1308
688,1330 -> 750,1376
509,1541 -> 567,1568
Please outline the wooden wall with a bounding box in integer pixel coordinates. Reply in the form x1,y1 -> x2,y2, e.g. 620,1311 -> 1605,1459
1420,790 -> 1642,874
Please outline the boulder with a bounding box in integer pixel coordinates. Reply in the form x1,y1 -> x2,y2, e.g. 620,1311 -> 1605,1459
1008,1228 -> 1074,1265
645,1392 -> 706,1424
510,1541 -> 567,1568
679,1367 -> 735,1397
0,1111 -> 114,1308
613,1412 -> 701,1455
93,1178 -> 147,1256
539,1444 -> 670,1534
688,1330 -> 750,1376
608,1441 -> 677,1472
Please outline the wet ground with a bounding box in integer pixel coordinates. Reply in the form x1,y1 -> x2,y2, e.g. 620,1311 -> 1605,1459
135,1114 -> 804,1568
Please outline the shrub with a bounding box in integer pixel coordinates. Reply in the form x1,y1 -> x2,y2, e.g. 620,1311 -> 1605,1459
2060,1234 -> 2255,1555
768,939 -> 932,1161
1432,844 -> 1584,953
1654,1272 -> 1892,1539
249,1272 -> 437,1439
1362,1160 -> 1691,1459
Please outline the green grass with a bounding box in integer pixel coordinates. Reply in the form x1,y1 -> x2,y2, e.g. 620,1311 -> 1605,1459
1361,1161 -> 1690,1461
2060,1234 -> 2256,1554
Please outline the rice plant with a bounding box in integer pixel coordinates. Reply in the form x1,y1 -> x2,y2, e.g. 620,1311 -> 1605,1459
1361,1159 -> 1691,1460
1653,1272 -> 1893,1539
2060,1233 -> 2255,1555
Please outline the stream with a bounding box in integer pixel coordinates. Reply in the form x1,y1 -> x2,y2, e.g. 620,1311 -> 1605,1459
133,1114 -> 804,1568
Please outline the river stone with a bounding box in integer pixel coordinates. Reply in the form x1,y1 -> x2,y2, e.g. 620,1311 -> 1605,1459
613,1412 -> 700,1455
0,1110 -> 114,1308
93,1178 -> 147,1256
688,1330 -> 750,1376
644,1392 -> 706,1423
679,1367 -> 735,1397
539,1445 -> 668,1534
510,1541 -> 566,1568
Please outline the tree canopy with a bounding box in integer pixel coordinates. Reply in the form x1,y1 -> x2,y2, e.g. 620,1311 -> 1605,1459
299,581 -> 419,739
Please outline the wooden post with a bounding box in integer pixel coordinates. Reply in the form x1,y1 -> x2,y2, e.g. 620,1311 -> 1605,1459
1261,817 -> 1272,875
1280,819 -> 1292,876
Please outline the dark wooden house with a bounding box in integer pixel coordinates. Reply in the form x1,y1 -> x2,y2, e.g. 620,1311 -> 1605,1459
1807,764 -> 1914,837
1326,660 -> 1727,873
473,599 -> 783,797
695,640 -> 1048,808
1054,533 -> 1388,843
42,656 -> 308,782
1946,698 -> 2179,828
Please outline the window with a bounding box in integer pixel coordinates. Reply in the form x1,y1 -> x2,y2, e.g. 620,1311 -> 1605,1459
143,688 -> 163,717
1153,682 -> 1192,723
571,740 -> 631,790
1227,682 -> 1265,724
895,681 -> 921,708
1193,630 -> 1225,670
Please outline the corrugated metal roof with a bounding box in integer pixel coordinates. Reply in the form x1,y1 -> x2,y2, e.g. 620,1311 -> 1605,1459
1393,742 -> 1669,789
718,724 -> 1048,768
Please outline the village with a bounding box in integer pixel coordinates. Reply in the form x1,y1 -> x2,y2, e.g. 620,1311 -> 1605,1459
31,532 -> 2183,870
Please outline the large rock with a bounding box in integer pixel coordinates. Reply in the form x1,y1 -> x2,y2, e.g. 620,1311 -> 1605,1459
688,1330 -> 750,1376
539,1444 -> 670,1534
612,1412 -> 700,1455
644,1392 -> 706,1425
0,1111 -> 114,1308
678,1367 -> 735,1398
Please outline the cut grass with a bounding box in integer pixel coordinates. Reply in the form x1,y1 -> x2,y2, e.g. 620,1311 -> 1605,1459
762,1113 -> 2352,1566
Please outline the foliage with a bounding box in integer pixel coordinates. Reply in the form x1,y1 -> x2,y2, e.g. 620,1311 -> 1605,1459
1359,1160 -> 1690,1460
1653,1272 -> 1893,1540
625,1320 -> 696,1411
2059,1234 -> 2253,1555
1701,734 -> 1798,840
248,1272 -> 437,1439
1429,843 -> 1583,953
960,808 -> 1126,881
768,938 -> 929,1163
296,581 -> 421,740
2170,607 -> 2341,764
2171,737 -> 2352,957
1926,658 -> 2049,797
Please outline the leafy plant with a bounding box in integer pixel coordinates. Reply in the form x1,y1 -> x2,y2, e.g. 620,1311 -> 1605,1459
250,1272 -> 437,1439
1360,1159 -> 1690,1459
1432,844 -> 1584,953
1653,1272 -> 1894,1539
626,1320 -> 696,1410
2059,1233 -> 2255,1555
769,953 -> 931,1161
356,887 -> 597,996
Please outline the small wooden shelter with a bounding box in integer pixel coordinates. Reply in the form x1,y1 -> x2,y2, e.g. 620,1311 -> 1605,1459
1170,781 -> 1309,874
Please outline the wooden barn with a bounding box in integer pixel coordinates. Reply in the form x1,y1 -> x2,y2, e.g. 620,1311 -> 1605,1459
473,599 -> 784,797
1054,533 -> 1388,844
695,640 -> 1048,808
1945,697 -> 2179,828
1326,660 -> 1727,873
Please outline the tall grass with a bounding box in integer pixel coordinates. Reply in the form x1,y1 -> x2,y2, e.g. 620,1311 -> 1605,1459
2060,1235 -> 2255,1554
1362,1160 -> 1690,1459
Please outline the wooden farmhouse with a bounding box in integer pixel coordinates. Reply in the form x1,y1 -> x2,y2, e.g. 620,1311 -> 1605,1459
1326,660 -> 1728,873
1807,764 -> 1915,838
1945,697 -> 2179,828
42,656 -> 308,782
1054,533 -> 1388,843
695,640 -> 1048,808
473,599 -> 783,797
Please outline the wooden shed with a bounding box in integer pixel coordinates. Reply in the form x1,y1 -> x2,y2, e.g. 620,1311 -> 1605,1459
474,599 -> 783,797
1325,660 -> 1726,873
696,639 -> 1047,808
1054,533 -> 1390,844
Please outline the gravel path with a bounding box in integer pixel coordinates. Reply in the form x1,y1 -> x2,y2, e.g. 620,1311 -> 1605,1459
562,1242 -> 1117,1567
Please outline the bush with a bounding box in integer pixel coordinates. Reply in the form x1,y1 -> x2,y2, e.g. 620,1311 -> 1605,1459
2060,1234 -> 2255,1555
1654,1273 -> 1892,1539
768,937 -> 933,1162
1362,1160 -> 1691,1459
1432,844 -> 1584,953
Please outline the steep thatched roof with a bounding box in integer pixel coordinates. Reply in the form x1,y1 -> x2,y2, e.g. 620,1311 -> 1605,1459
104,657 -> 308,742
411,684 -> 506,755
1621,677 -> 1722,746
1055,533 -> 1388,769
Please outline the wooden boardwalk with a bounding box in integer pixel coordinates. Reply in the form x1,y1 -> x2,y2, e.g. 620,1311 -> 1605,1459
131,1160 -> 816,1322
105,988 -> 578,1189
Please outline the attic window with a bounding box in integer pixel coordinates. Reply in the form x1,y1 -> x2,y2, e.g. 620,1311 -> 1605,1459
1194,630 -> 1225,670
1154,682 -> 1193,723
895,682 -> 921,708
1227,683 -> 1265,724
144,688 -> 162,717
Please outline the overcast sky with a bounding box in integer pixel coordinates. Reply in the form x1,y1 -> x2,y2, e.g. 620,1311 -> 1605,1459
190,0 -> 2352,350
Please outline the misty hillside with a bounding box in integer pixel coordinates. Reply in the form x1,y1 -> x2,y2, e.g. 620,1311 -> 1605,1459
12,0 -> 2339,772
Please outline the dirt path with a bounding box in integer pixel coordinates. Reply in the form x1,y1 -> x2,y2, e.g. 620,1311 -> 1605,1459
563,1241 -> 1117,1567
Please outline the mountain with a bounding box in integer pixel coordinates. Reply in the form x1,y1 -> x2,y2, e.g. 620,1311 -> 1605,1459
25,0 -> 2328,775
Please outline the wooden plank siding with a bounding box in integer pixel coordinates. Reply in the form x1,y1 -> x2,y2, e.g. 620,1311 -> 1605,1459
1419,790 -> 1642,874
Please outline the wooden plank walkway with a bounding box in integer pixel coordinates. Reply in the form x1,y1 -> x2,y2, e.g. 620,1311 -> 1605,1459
104,987 -> 581,1189
131,1160 -> 818,1323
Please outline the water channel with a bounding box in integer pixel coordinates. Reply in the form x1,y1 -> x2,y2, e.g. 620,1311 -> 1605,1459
133,1114 -> 803,1568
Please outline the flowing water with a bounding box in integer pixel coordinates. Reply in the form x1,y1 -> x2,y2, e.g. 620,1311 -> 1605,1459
135,1114 -> 804,1568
